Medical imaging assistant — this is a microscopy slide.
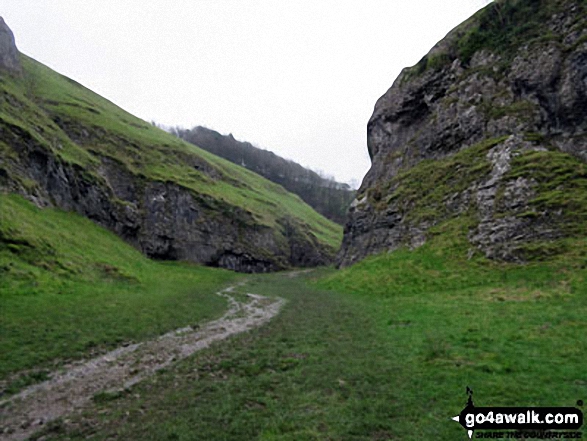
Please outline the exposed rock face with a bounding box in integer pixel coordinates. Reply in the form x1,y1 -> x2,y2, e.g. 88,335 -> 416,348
4,103 -> 340,271
339,0 -> 587,266
0,17 -> 21,74
1,118 -> 332,272
0,20 -> 336,273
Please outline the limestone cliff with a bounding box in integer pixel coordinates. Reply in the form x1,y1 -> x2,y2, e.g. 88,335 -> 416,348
0,17 -> 21,74
0,19 -> 341,272
339,0 -> 587,266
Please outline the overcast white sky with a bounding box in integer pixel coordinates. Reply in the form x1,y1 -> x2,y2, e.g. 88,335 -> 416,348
2,0 -> 491,186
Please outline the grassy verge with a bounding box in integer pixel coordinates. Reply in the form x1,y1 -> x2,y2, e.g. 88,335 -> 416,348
36,243 -> 587,440
0,195 -> 239,392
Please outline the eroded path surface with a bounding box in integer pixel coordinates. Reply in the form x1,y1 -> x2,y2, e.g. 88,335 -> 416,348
0,283 -> 285,441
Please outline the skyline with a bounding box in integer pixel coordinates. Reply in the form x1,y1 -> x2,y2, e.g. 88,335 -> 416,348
2,0 -> 492,186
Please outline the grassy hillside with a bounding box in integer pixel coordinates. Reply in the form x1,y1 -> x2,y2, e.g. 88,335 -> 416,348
0,54 -> 342,255
0,194 -> 239,393
316,221 -> 587,437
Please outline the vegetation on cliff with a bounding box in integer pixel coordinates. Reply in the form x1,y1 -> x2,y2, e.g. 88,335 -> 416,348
1,4 -> 586,439
0,51 -> 342,271
340,0 -> 587,266
409,0 -> 587,77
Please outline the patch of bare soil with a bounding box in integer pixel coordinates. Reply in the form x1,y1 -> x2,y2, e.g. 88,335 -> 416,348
0,284 -> 285,441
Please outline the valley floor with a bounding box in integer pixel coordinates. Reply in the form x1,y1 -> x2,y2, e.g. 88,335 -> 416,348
0,283 -> 284,441
2,260 -> 585,440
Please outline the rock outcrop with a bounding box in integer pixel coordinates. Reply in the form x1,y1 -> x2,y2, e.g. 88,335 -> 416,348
0,17 -> 21,74
1,117 -> 334,273
0,19 -> 339,272
339,0 -> 587,266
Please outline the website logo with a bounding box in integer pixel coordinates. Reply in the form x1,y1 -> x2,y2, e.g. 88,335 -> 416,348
452,387 -> 584,439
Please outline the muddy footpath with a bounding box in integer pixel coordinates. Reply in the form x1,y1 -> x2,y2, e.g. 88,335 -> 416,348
0,283 -> 285,441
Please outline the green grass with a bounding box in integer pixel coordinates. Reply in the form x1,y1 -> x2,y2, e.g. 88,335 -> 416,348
34,228 -> 587,440
0,55 -> 342,252
0,194 -> 240,390
506,149 -> 587,233
33,273 -> 416,440
372,137 -> 506,224
488,147 -> 587,262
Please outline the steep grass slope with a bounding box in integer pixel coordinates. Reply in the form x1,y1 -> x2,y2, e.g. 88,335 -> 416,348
0,34 -> 342,271
0,194 -> 238,393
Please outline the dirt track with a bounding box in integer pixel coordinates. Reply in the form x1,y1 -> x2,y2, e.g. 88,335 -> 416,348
0,283 -> 285,441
